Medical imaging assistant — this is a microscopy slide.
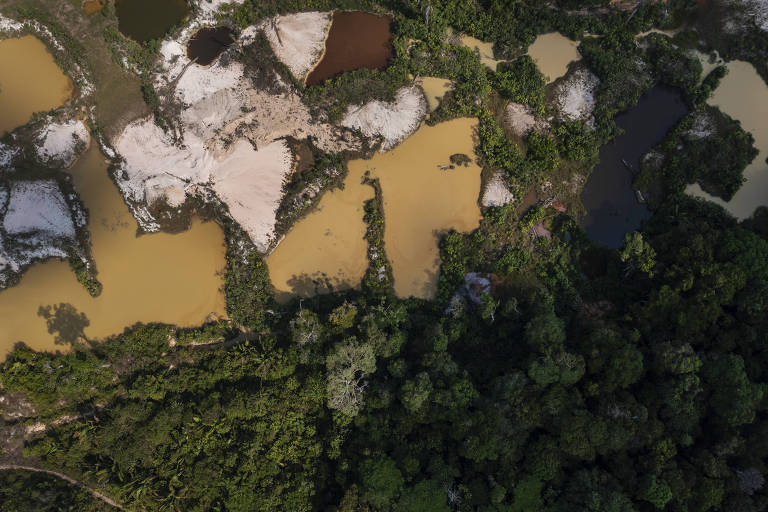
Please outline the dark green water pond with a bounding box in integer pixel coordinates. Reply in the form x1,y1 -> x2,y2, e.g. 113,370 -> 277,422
115,0 -> 189,43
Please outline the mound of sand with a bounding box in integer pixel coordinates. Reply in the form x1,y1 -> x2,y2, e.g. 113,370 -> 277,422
504,102 -> 549,137
260,12 -> 332,82
3,180 -> 75,238
211,140 -> 293,248
342,86 -> 428,150
482,173 -> 515,207
35,120 -> 90,168
554,68 -> 600,124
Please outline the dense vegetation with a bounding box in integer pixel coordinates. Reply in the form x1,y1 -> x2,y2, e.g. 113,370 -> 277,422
2,0 -> 767,511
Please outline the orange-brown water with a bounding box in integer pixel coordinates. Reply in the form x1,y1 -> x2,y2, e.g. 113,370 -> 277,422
267,118 -> 482,301
0,146 -> 227,357
0,35 -> 73,136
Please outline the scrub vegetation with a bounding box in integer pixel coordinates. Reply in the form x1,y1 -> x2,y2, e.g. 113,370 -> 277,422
1,0 -> 768,511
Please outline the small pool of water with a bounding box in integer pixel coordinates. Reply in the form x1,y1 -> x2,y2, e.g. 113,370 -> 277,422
526,32 -> 581,83
580,86 -> 688,248
115,0 -> 189,43
83,0 -> 107,15
305,11 -> 393,86
187,26 -> 235,66
0,35 -> 73,136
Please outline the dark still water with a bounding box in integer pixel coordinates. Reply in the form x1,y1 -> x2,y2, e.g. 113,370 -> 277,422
115,0 -> 189,43
580,86 -> 688,248
187,27 -> 235,65
305,11 -> 394,86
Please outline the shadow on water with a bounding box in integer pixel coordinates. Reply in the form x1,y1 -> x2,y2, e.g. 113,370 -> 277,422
580,86 -> 688,248
115,0 -> 189,43
305,11 -> 394,86
187,27 -> 235,66
278,273 -> 356,303
37,303 -> 90,346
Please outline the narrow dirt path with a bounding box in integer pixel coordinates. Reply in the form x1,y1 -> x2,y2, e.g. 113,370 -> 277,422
0,464 -> 124,510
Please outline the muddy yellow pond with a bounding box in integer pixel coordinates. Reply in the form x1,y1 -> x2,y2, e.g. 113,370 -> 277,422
685,60 -> 768,219
0,146 -> 227,357
458,33 -> 504,70
268,118 -> 481,301
417,77 -> 452,112
527,32 -> 581,83
0,35 -> 73,135
267,163 -> 375,302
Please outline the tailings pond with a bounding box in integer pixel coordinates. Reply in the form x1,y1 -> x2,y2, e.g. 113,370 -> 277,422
685,60 -> 768,219
580,86 -> 688,248
305,11 -> 393,86
187,26 -> 235,66
527,32 -> 581,83
0,145 -> 227,357
0,35 -> 73,136
267,118 -> 481,301
115,0 -> 189,43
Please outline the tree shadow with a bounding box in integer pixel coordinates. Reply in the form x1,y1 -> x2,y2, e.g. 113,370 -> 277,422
36,303 -> 90,346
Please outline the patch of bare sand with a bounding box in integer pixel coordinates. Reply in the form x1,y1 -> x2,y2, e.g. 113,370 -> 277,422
342,86 -> 427,150
503,102 -> 549,137
259,12 -> 332,83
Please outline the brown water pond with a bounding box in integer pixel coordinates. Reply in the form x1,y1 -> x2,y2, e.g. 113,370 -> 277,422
187,26 -> 235,66
526,32 -> 581,84
115,0 -> 189,43
83,0 -> 107,15
267,118 -> 481,301
685,60 -> 768,219
0,145 -> 227,357
305,11 -> 393,86
0,35 -> 73,136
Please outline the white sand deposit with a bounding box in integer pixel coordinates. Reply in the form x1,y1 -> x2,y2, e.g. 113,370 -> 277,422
211,140 -> 293,248
504,102 -> 549,137
3,180 -> 75,238
685,111 -> 716,139
116,119 -> 293,250
342,86 -> 428,150
740,0 -> 768,30
196,0 -> 246,14
554,68 -> 600,125
482,173 -> 515,207
35,119 -> 90,167
260,11 -> 332,82
0,141 -> 19,169
176,59 -> 244,105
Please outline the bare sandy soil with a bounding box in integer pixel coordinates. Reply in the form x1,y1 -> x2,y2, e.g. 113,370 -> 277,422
342,86 -> 427,150
260,11 -> 332,83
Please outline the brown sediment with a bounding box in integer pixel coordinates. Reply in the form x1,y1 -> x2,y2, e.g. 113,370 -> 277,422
305,11 -> 394,86
0,36 -> 73,136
